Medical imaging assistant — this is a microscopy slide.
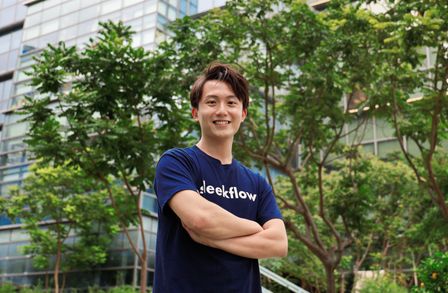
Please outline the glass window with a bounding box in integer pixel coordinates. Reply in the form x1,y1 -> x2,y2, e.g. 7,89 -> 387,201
7,258 -> 27,273
189,1 -> 198,14
360,143 -> 374,154
100,11 -> 121,23
15,83 -> 32,96
110,233 -> 124,249
5,113 -> 25,125
180,0 -> 187,14
1,80 -> 12,100
43,0 -> 61,9
144,0 -> 157,14
101,0 -> 122,15
0,99 -> 8,111
60,25 -> 78,41
16,5 -> 27,20
26,12 -> 42,28
28,3 -> 43,15
123,0 -> 144,8
41,5 -> 60,22
77,19 -> 98,36
0,231 -> 11,244
407,139 -> 421,156
105,250 -> 124,266
121,3 -> 144,22
0,53 -> 8,73
0,259 -> 7,274
11,31 -> 22,50
23,26 -> 40,41
167,6 -> 176,21
0,181 -> 21,196
80,0 -> 100,8
0,6 -> 15,27
79,5 -> 100,23
62,0 -> 80,16
3,122 -> 28,139
142,13 -> 156,30
39,31 -> 59,48
158,2 -> 167,15
156,15 -> 168,27
126,18 -> 142,33
1,137 -> 25,153
133,33 -> 142,47
376,117 -> 395,139
41,18 -> 60,35
61,12 -> 79,27
2,152 -> 27,168
0,35 -> 10,54
142,29 -> 155,45
10,229 -> 29,242
169,0 -> 177,6
378,140 -> 401,158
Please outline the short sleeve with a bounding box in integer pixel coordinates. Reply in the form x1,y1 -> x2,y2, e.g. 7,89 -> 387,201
154,149 -> 198,214
256,175 -> 282,225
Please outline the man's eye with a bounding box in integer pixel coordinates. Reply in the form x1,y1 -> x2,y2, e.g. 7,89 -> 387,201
206,100 -> 216,105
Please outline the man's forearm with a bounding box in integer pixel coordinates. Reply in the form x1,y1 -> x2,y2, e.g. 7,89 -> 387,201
182,207 -> 263,240
170,190 -> 263,239
186,219 -> 288,259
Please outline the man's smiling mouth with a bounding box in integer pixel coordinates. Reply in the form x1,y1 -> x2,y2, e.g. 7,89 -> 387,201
213,120 -> 231,125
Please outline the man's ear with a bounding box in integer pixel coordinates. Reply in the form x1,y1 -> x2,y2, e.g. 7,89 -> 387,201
192,107 -> 199,121
242,108 -> 247,122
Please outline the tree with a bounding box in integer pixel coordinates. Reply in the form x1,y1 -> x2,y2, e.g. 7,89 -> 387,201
22,21 -> 190,292
7,162 -> 120,293
155,0 -> 387,291
363,0 -> 448,220
154,0 -> 448,290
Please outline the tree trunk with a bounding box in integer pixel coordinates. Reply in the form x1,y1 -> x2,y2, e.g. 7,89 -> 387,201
61,272 -> 67,293
325,265 -> 336,293
339,272 -> 345,293
54,238 -> 62,293
140,257 -> 148,292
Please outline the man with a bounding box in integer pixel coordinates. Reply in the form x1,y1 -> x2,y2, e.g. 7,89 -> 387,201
153,62 -> 287,292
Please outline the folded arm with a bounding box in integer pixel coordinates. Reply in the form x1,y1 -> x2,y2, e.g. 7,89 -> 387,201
185,218 -> 288,259
169,189 -> 263,239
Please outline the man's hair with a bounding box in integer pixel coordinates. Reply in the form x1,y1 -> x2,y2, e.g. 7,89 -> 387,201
190,62 -> 249,110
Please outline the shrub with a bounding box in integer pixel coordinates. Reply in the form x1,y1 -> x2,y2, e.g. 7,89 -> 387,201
360,276 -> 408,293
414,251 -> 448,292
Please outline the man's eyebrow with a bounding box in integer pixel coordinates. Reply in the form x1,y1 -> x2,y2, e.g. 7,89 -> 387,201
204,95 -> 238,99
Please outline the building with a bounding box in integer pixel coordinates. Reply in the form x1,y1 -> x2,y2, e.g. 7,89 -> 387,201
0,0 -> 198,289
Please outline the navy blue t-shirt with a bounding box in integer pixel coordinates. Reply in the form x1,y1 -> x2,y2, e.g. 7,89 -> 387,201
153,146 -> 282,293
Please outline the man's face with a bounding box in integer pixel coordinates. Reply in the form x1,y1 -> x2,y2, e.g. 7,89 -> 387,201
192,80 -> 247,142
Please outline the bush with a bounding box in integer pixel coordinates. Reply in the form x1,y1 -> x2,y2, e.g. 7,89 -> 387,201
360,276 -> 408,293
414,251 -> 448,292
0,283 -> 18,293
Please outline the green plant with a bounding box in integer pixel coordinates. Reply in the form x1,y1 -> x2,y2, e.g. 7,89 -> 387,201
415,252 -> 448,292
0,283 -> 17,293
360,276 -> 408,293
107,286 -> 139,293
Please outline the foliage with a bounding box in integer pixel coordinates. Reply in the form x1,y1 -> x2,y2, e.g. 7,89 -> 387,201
153,0 -> 448,291
362,0 -> 448,220
414,252 -> 448,292
6,162 -> 121,293
359,276 -> 408,293
22,21 -> 193,292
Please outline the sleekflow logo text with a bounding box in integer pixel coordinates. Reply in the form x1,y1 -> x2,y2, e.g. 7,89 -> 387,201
198,180 -> 257,202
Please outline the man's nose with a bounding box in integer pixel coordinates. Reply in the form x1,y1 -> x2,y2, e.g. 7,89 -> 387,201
216,102 -> 227,115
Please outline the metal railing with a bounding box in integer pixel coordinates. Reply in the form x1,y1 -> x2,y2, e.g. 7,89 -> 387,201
260,266 -> 309,293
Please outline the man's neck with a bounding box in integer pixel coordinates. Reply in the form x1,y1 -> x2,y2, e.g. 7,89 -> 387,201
196,137 -> 233,165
